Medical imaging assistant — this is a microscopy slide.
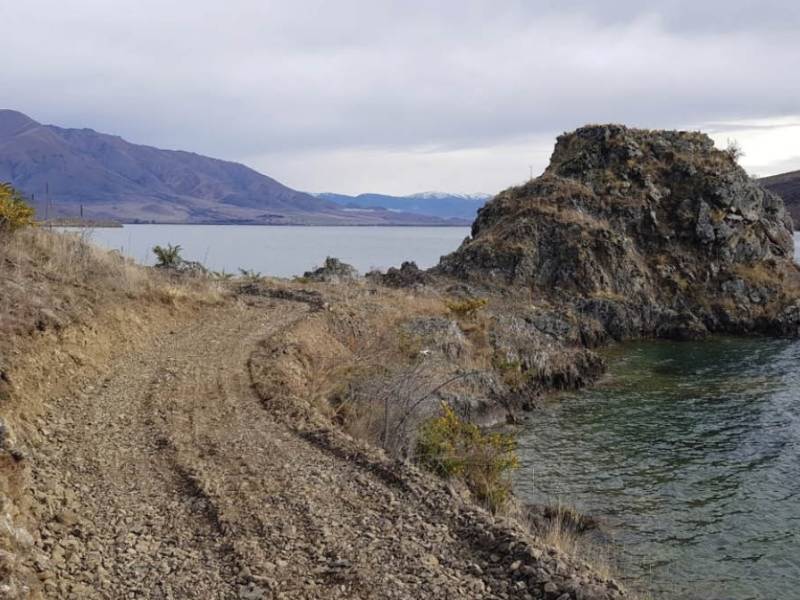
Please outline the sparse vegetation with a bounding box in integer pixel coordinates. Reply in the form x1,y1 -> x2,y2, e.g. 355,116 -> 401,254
445,297 -> 488,318
415,402 -> 519,512
0,229 -> 223,349
525,503 -> 615,581
332,357 -> 481,458
493,356 -> 528,390
396,330 -> 425,358
212,269 -> 234,280
152,243 -> 183,268
0,183 -> 35,231
725,138 -> 744,162
238,267 -> 262,281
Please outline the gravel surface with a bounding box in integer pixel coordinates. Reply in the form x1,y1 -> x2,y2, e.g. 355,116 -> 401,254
23,298 -> 625,599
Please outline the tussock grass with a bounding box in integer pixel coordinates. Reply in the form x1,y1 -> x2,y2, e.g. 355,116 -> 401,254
0,227 -> 224,341
523,501 -> 617,582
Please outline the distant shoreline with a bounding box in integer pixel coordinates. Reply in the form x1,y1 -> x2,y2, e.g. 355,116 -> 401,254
61,221 -> 472,228
38,218 -> 123,228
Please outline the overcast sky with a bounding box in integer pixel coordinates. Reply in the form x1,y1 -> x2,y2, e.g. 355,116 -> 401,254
2,1 -> 799,195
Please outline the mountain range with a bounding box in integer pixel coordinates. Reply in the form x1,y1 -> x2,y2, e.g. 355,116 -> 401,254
760,170 -> 800,228
314,191 -> 490,220
0,110 -> 474,225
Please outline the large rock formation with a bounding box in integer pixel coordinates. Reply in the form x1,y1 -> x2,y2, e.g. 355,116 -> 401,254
437,125 -> 800,341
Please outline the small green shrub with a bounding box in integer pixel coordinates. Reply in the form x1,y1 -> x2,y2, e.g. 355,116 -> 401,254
153,244 -> 183,268
238,267 -> 262,281
212,270 -> 234,280
416,403 -> 519,512
0,183 -> 35,231
493,356 -> 528,390
445,297 -> 488,319
397,330 -> 424,358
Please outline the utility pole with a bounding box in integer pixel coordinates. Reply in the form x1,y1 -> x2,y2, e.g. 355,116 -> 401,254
529,165 -> 533,180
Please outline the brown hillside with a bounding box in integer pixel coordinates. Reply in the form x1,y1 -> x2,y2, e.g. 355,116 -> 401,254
760,169 -> 800,228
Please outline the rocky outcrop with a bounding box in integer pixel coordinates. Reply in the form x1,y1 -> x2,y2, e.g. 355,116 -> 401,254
303,256 -> 359,283
368,261 -> 432,288
155,258 -> 208,277
437,125 -> 800,341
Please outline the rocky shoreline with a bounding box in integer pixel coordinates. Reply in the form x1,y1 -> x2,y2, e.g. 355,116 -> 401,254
244,292 -> 629,599
251,125 -> 800,597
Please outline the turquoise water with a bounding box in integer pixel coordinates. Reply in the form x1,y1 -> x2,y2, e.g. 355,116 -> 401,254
515,338 -> 800,599
67,224 -> 470,277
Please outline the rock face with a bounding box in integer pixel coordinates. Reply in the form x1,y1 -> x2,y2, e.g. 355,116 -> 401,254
437,125 -> 800,340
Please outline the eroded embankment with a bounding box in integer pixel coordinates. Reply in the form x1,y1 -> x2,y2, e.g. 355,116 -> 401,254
0,291 -> 232,598
245,282 -> 629,600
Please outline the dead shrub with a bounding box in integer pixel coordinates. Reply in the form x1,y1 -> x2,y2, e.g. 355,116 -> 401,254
332,355 -> 482,458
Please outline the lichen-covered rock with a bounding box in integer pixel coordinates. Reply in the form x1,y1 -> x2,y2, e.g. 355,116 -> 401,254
156,259 -> 208,277
437,124 -> 800,339
369,261 -> 432,288
303,256 -> 359,283
401,316 -> 467,359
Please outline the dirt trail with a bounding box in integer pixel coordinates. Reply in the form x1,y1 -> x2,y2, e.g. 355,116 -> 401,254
27,299 -> 499,599
25,294 -> 625,600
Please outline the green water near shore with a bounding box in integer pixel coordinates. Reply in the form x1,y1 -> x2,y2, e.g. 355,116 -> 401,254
515,337 -> 800,599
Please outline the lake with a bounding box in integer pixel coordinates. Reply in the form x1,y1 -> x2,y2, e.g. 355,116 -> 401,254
515,337 -> 800,599
70,224 -> 471,277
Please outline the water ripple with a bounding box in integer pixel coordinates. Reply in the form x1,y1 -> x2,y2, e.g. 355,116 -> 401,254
515,337 -> 800,600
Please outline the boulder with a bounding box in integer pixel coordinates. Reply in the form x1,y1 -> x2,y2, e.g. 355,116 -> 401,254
369,261 -> 432,288
303,257 -> 358,283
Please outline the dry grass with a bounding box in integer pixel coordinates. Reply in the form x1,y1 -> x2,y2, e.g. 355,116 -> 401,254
0,226 -> 227,427
247,279 -> 497,449
0,227 -> 224,343
732,262 -> 785,288
524,502 -> 616,581
590,289 -> 628,302
244,278 -> 635,592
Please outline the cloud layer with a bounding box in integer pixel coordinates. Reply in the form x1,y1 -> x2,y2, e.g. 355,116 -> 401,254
2,1 -> 799,193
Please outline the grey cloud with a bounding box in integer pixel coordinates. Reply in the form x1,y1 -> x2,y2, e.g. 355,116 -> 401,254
0,0 -> 798,191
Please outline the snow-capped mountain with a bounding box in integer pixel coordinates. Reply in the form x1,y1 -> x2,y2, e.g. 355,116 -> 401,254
408,191 -> 492,201
314,191 -> 492,220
